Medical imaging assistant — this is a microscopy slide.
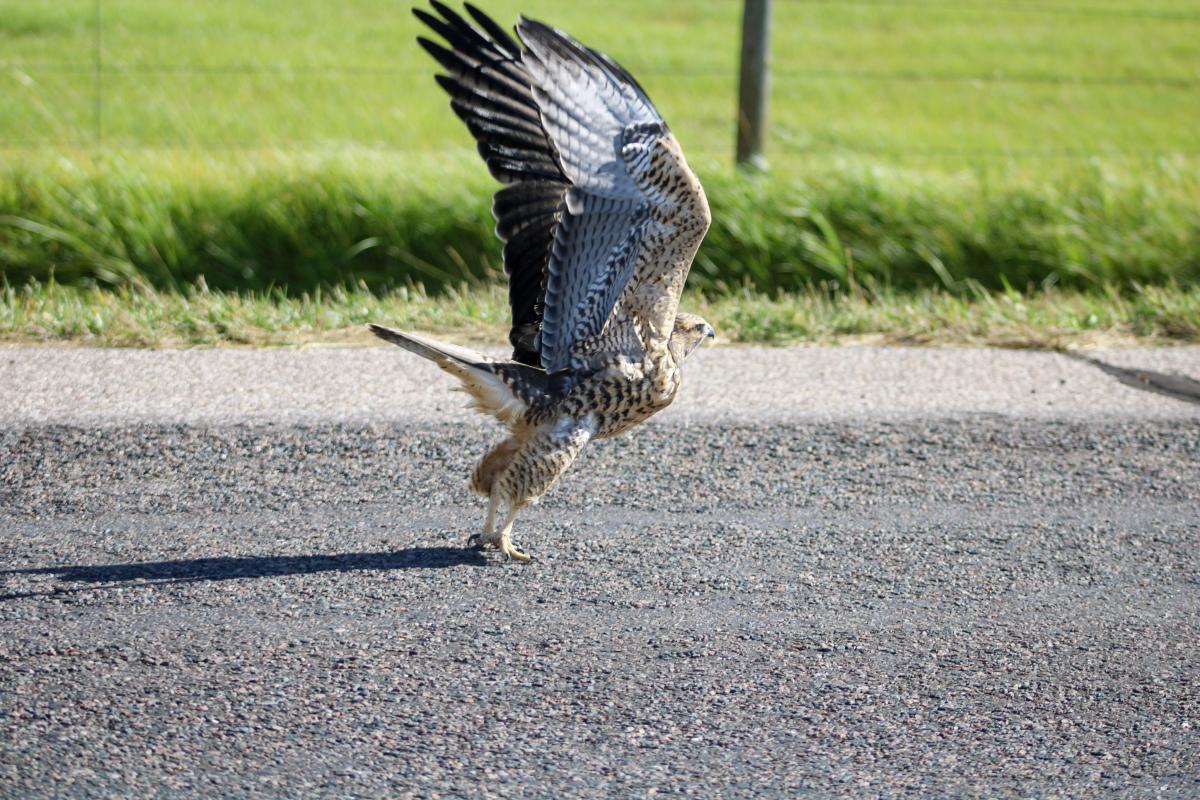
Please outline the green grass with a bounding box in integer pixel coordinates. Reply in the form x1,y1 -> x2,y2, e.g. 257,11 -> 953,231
3,0 -> 1199,158
2,152 -> 1198,294
2,0 -> 1198,339
4,281 -> 1197,348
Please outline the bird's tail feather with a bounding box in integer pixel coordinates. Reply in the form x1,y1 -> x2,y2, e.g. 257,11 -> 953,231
368,323 -> 489,367
368,323 -> 531,425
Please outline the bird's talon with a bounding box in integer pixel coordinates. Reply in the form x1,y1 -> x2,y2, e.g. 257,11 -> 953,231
501,541 -> 532,563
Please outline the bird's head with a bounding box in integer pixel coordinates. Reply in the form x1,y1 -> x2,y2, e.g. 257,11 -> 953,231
670,312 -> 716,361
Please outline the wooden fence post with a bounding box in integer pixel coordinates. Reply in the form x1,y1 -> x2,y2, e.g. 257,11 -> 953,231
736,0 -> 772,170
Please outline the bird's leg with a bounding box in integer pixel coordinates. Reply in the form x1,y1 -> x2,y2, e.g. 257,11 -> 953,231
495,505 -> 531,563
469,491 -> 502,550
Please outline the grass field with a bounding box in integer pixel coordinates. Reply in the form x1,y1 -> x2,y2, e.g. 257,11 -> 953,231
5,0 -> 1200,158
4,151 -> 1197,296
2,0 -> 1199,344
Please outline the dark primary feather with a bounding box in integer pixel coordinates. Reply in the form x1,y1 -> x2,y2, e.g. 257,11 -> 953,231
464,2 -> 523,56
413,2 -> 568,368
493,183 -> 562,363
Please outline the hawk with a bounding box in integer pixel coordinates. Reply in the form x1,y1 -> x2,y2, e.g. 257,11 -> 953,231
370,2 -> 713,561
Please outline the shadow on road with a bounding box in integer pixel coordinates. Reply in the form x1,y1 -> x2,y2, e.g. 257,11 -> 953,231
0,546 -> 489,601
1063,352 -> 1200,407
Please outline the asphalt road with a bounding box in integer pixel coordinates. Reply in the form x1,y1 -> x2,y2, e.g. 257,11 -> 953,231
1,345 -> 1198,798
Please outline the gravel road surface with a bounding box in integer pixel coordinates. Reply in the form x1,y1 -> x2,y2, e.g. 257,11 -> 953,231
2,345 -> 1198,798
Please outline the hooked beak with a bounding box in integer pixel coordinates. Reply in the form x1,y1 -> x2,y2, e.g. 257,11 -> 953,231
705,324 -> 716,343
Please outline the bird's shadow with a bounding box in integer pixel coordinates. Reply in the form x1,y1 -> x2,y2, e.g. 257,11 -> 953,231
0,546 -> 489,602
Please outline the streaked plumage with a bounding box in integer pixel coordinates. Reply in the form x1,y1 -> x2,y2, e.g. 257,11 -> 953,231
371,2 -> 713,560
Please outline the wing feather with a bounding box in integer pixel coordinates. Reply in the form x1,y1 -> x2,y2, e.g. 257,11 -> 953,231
492,183 -> 562,362
538,196 -> 653,371
415,5 -> 710,374
415,3 -> 568,366
516,18 -> 705,371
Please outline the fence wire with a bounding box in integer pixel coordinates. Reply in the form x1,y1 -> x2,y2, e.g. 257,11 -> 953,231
3,0 -> 1198,159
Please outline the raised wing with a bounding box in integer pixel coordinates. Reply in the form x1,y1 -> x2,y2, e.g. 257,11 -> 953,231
415,5 -> 710,374
414,2 -> 566,367
515,20 -> 671,373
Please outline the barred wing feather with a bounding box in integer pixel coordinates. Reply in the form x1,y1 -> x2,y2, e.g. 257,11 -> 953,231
416,5 -> 709,374
517,19 -> 684,372
415,2 -> 566,366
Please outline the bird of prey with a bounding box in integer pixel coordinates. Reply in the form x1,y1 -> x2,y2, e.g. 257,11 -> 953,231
370,2 -> 713,561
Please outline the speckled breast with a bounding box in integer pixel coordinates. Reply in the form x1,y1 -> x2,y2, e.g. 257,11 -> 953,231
563,366 -> 681,440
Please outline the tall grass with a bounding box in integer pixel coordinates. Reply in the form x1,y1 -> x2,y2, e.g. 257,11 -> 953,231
0,152 -> 494,292
2,151 -> 1197,295
700,157 -> 1200,292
